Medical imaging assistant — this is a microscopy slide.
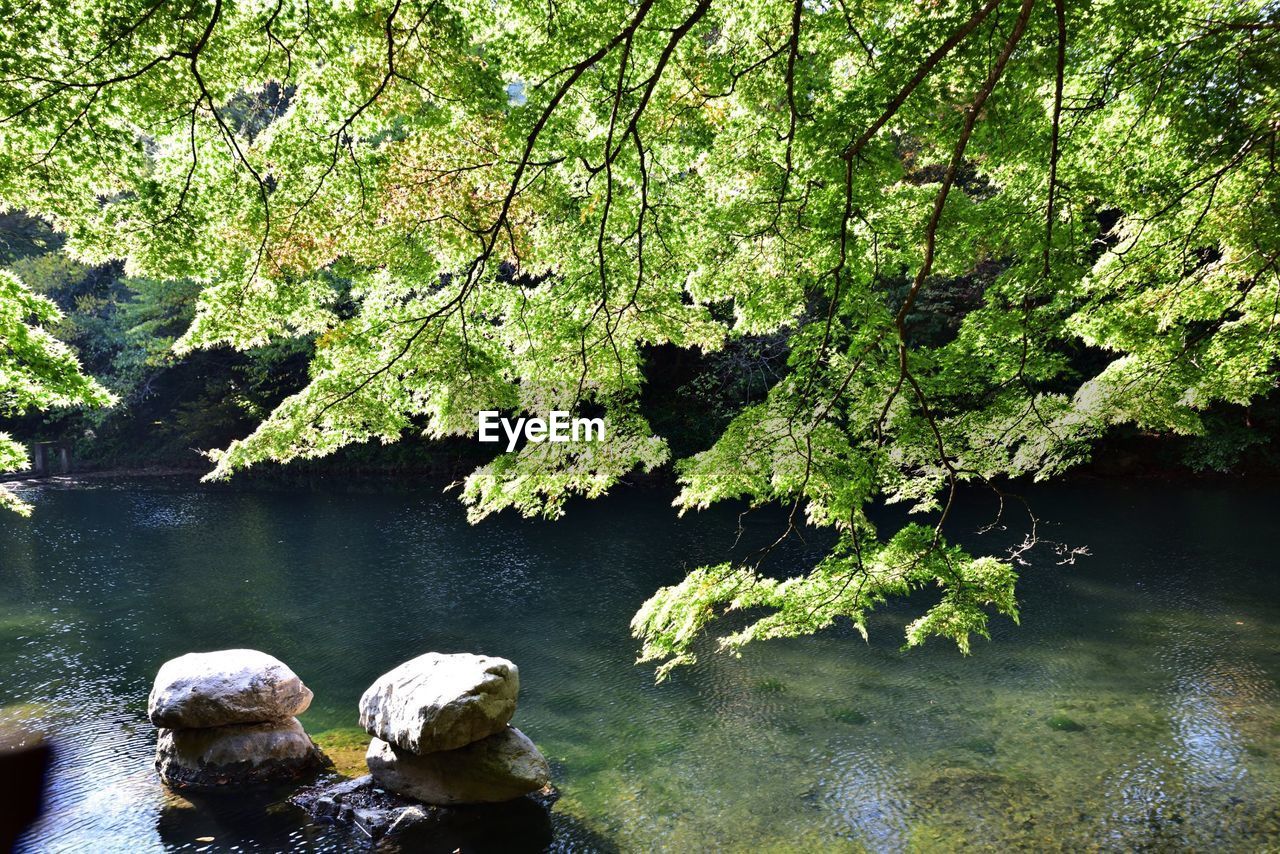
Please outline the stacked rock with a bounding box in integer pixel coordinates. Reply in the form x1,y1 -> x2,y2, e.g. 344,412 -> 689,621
149,649 -> 327,788
359,652 -> 550,804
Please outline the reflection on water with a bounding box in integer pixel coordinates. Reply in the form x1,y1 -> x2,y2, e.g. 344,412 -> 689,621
0,479 -> 1278,851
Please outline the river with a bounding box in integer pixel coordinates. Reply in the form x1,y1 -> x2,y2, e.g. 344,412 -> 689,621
1,477 -> 1278,851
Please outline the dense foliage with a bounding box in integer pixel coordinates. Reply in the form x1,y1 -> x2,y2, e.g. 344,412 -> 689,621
0,263 -> 112,513
0,213 -> 316,469
0,0 -> 1276,675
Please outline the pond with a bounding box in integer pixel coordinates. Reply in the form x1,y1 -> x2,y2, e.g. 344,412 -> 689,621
1,477 -> 1278,851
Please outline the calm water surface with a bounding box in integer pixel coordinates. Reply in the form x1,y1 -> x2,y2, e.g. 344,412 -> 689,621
1,478 -> 1278,852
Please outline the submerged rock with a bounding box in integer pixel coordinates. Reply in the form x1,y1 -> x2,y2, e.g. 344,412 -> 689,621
155,717 -> 326,788
291,773 -> 557,849
365,726 -> 549,805
1046,713 -> 1086,732
359,652 -> 518,754
149,649 -> 313,728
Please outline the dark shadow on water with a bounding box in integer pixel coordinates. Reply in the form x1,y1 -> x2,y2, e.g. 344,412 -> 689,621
158,785 -> 341,850
379,797 -> 555,853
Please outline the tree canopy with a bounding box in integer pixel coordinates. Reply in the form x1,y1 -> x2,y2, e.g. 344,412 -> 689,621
0,0 -> 1276,675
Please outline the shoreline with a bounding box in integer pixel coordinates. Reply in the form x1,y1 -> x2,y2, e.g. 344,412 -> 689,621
5,443 -> 1280,496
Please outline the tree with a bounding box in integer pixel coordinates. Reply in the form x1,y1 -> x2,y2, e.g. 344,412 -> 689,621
0,0 -> 1275,675
3,217 -> 317,469
0,270 -> 114,513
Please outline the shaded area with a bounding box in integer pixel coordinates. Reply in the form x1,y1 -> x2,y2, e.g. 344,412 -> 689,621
0,728 -> 51,851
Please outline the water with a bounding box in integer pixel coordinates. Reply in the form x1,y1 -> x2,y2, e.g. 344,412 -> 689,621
1,477 -> 1278,852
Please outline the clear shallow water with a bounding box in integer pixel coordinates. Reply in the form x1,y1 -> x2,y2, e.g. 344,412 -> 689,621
0,477 -> 1278,852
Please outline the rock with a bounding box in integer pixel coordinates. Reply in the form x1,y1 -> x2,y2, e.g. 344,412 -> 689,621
359,652 -> 518,753
149,649 -> 313,728
387,805 -> 430,835
352,806 -> 391,840
314,774 -> 373,799
365,726 -> 550,805
155,717 -> 326,788
291,773 -> 556,848
313,794 -> 339,820
0,727 -> 50,850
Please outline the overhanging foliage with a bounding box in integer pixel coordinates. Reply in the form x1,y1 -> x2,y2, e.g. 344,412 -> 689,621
0,0 -> 1276,673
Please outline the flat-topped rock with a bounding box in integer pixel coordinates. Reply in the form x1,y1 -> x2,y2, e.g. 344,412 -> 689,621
149,649 -> 313,728
155,717 -> 326,788
365,726 -> 550,805
359,652 -> 518,754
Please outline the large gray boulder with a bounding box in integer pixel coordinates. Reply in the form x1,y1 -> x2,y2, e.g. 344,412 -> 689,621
359,652 -> 518,753
155,718 -> 326,788
365,726 -> 550,805
149,649 -> 313,728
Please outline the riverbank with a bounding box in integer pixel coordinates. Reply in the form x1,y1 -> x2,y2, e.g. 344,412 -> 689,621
5,436 -> 1279,497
